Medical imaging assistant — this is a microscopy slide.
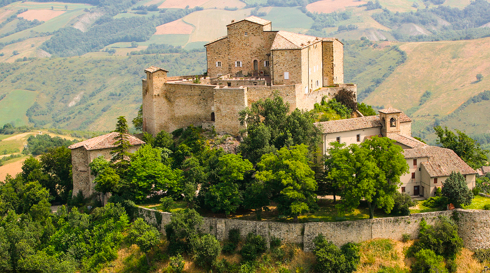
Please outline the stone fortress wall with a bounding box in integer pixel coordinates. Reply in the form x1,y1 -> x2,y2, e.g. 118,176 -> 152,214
136,206 -> 490,252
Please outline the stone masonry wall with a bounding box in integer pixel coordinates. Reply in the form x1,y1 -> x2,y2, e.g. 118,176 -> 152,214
272,49 -> 302,86
214,87 -> 247,135
136,207 -> 490,252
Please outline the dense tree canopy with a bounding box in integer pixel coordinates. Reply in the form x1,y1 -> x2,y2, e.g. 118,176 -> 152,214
434,126 -> 488,169
442,172 -> 473,208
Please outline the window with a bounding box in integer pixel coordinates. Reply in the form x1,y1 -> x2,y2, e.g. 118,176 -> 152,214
264,61 -> 269,67
216,61 -> 222,67
227,82 -> 231,87
390,117 -> 396,127
210,112 -> 215,121
434,178 -> 438,184
244,32 -> 248,36
336,137 -> 341,143
401,187 -> 405,193
284,72 -> 289,79
305,86 -> 308,94
356,134 -> 360,142
316,80 -> 319,87
411,172 -> 415,179
235,61 -> 242,67
413,159 -> 417,167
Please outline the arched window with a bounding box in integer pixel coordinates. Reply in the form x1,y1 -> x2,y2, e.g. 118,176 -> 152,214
211,112 -> 215,122
390,117 -> 396,127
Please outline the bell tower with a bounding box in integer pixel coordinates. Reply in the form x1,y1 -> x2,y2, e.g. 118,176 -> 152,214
379,107 -> 401,137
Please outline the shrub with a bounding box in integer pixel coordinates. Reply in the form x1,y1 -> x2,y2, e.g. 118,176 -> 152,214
422,196 -> 448,208
435,187 -> 442,197
270,236 -> 282,249
441,172 -> 473,208
313,234 -> 360,273
446,258 -> 457,273
402,234 -> 410,243
410,217 -> 463,260
472,187 -> 481,196
391,192 -> 416,216
160,196 -> 174,212
228,228 -> 241,245
169,254 -> 184,273
240,233 -> 267,261
193,234 -> 221,268
222,242 -> 236,254
411,249 -> 447,273
473,248 -> 490,263
484,204 -> 490,210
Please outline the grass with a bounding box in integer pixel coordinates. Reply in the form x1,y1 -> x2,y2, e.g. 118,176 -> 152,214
138,34 -> 190,47
464,195 -> 490,210
262,7 -> 313,31
0,90 -> 37,127
363,37 -> 490,119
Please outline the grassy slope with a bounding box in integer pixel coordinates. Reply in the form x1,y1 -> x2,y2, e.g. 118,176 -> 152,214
262,7 -> 313,33
363,37 -> 490,134
0,90 -> 37,126
0,53 -> 206,131
99,237 -> 484,273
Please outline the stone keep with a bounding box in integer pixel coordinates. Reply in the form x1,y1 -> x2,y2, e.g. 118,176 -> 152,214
142,16 -> 356,136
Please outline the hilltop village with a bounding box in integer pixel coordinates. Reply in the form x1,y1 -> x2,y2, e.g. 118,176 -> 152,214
71,16 -> 476,201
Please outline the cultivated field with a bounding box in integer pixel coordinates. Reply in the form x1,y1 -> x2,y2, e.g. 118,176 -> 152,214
184,9 -> 253,43
306,0 -> 366,13
201,0 -> 246,9
0,8 -> 15,24
263,7 -> 313,32
364,37 -> 490,118
18,9 -> 65,21
155,19 -> 194,35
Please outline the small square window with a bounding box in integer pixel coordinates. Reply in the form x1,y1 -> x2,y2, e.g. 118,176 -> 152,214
336,137 -> 341,143
356,134 -> 360,142
412,172 -> 415,179
284,72 -> 289,79
402,187 -> 405,193
264,61 -> 269,67
434,178 -> 438,184
235,61 -> 242,67
413,159 -> 417,166
216,61 -> 222,67
244,32 -> 248,36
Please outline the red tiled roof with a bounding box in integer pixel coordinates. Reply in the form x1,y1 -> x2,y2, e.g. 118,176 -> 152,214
403,146 -> 477,177
315,114 -> 411,134
145,66 -> 168,73
388,134 -> 427,149
379,107 -> 402,114
68,132 -> 145,151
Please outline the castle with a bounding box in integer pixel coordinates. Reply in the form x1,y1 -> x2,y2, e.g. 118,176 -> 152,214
142,16 -> 356,136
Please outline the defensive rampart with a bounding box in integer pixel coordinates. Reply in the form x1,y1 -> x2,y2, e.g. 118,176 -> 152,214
135,207 -> 490,252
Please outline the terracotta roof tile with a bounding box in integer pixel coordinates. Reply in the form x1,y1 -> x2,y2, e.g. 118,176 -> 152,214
399,112 -> 411,123
68,132 -> 145,151
145,66 -> 168,73
271,31 -> 321,50
388,133 -> 427,149
379,107 -> 402,114
315,115 -> 382,134
403,146 -> 477,177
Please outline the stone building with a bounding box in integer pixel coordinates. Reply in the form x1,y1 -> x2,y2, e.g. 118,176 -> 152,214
142,16 -> 356,136
315,107 -> 477,199
68,132 -> 144,198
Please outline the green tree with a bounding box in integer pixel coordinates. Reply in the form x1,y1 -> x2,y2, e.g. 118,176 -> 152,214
411,249 -> 448,273
204,154 -> 253,216
434,126 -> 488,169
334,88 -> 357,111
312,234 -> 360,273
154,130 -> 174,150
164,209 -> 203,255
442,172 -> 473,208
326,137 -> 408,219
125,145 -> 182,202
40,147 -> 72,203
111,116 -> 131,169
239,95 -> 320,163
477,73 -> 483,82
256,144 -> 317,221
132,105 -> 143,131
357,102 -> 377,116
128,218 -> 160,266
193,234 -> 221,268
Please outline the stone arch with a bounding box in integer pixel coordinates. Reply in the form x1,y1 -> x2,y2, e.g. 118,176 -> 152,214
390,117 -> 396,127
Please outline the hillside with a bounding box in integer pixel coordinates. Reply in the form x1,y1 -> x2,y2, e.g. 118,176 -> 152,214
362,37 -> 490,142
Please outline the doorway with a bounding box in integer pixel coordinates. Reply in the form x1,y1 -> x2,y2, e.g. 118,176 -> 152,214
414,186 -> 419,196
253,60 -> 258,71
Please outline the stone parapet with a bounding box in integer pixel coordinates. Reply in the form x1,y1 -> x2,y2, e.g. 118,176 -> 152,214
135,207 -> 488,252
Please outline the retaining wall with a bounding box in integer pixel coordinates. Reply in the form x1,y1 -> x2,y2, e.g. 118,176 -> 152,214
135,207 -> 490,252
